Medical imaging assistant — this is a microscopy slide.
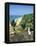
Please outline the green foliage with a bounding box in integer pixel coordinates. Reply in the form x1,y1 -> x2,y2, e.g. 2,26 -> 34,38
11,20 -> 16,27
21,23 -> 26,29
20,14 -> 33,29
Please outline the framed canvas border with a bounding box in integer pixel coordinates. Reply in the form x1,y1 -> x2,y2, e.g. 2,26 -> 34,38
5,2 -> 35,44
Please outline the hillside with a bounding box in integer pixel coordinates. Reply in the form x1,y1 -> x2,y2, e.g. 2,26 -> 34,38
19,14 -> 33,29
20,14 -> 32,24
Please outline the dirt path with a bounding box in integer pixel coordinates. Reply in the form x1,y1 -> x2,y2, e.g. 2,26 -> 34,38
9,30 -> 33,42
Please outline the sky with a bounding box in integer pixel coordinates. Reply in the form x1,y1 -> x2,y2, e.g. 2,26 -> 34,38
9,4 -> 33,16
